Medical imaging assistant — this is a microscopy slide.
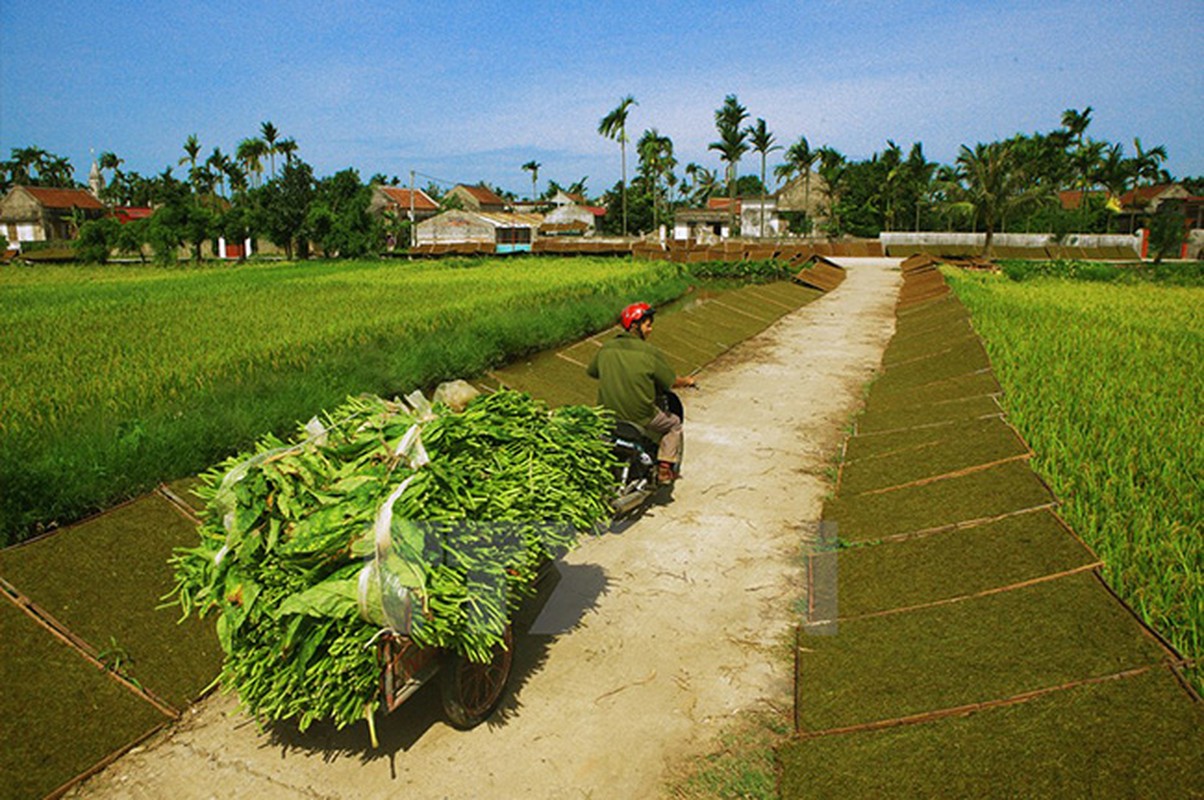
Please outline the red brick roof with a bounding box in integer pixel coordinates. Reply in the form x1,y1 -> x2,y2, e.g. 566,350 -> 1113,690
379,186 -> 438,212
113,207 -> 153,223
1060,184 -> 1182,211
23,186 -> 104,211
1058,189 -> 1094,210
707,197 -> 741,213
459,184 -> 507,207
1120,184 -> 1174,206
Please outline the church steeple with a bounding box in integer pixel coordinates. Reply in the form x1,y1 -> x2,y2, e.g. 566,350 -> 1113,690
89,150 -> 104,198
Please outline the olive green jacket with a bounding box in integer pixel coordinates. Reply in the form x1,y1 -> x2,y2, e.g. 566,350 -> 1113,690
585,332 -> 676,426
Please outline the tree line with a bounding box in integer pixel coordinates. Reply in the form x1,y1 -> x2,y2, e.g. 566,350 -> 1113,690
590,98 -> 1198,244
4,123 -> 392,264
3,104 -> 1199,262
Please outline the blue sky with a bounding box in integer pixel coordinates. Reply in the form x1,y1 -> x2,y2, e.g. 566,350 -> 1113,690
1,0 -> 1200,198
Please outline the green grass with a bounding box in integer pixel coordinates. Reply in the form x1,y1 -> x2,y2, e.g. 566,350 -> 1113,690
666,711 -> 790,800
0,257 -> 691,544
996,258 -> 1204,286
947,270 -> 1204,691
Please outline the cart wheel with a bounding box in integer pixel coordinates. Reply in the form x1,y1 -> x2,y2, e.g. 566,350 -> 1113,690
440,625 -> 513,729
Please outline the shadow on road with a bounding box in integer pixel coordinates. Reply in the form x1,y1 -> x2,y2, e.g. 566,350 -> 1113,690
259,561 -> 611,770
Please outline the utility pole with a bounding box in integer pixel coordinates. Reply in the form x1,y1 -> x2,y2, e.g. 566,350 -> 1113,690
409,170 -> 416,252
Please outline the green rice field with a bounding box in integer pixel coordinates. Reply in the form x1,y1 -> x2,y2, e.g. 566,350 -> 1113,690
0,257 -> 691,544
947,269 -> 1203,687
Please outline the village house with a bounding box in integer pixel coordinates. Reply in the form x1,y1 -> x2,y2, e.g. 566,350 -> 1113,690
1059,183 -> 1204,235
415,209 -> 543,253
367,185 -> 440,222
0,186 -> 106,250
549,190 -> 586,207
673,195 -> 784,241
738,197 -> 782,238
444,183 -> 509,213
774,170 -> 829,235
673,205 -> 732,241
540,190 -> 605,236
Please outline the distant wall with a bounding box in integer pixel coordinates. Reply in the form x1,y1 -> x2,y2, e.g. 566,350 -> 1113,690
880,232 -> 1141,259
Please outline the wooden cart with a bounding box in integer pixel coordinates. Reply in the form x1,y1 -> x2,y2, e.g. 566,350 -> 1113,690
377,625 -> 514,730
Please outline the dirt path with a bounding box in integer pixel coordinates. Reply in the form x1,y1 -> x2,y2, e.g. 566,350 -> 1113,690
67,258 -> 901,800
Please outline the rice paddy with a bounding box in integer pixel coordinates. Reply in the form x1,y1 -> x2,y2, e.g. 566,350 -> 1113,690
947,270 -> 1203,687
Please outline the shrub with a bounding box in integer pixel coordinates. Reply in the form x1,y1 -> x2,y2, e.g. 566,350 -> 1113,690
73,217 -> 120,263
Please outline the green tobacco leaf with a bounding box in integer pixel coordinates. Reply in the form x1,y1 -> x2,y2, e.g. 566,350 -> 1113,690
329,475 -> 377,495
276,578 -> 359,619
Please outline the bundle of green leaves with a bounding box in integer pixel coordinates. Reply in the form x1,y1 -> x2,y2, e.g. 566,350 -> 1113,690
169,390 -> 616,731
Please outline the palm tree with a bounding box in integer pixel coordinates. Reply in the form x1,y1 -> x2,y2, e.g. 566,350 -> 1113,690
237,138 -> 268,188
746,118 -> 780,237
41,155 -> 75,187
904,142 -> 937,231
684,163 -> 719,205
1060,107 -> 1093,153
1096,143 -> 1130,232
179,134 -> 201,194
276,138 -> 299,167
207,147 -> 232,199
5,145 -> 44,184
226,162 -> 249,196
190,163 -> 216,199
775,136 -> 818,235
10,145 -> 49,185
816,146 -> 846,235
1071,139 -> 1106,230
637,129 -> 676,232
709,94 -> 749,233
932,163 -> 962,232
1060,106 -> 1098,229
880,140 -> 903,231
951,140 -> 1045,256
522,160 -> 541,203
97,151 -> 124,201
1131,137 -> 1168,188
261,121 -> 280,177
598,95 -> 637,236
98,151 -> 123,177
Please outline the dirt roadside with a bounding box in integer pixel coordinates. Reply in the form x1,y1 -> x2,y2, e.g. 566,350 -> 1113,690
65,258 -> 901,800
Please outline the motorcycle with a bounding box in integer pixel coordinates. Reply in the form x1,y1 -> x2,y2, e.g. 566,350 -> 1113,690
609,390 -> 685,516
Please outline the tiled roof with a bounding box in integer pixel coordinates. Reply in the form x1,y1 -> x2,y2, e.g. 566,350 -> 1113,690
460,184 -> 507,206
707,197 -> 741,212
475,210 -> 543,227
1057,189 -> 1094,210
113,207 -> 153,223
1060,184 -> 1185,211
23,186 -> 104,210
1119,184 -> 1174,206
379,186 -> 439,211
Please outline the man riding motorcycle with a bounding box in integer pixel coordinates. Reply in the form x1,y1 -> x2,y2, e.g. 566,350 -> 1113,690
586,302 -> 695,483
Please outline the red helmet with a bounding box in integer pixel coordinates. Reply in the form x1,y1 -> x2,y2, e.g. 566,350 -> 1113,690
620,302 -> 654,331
